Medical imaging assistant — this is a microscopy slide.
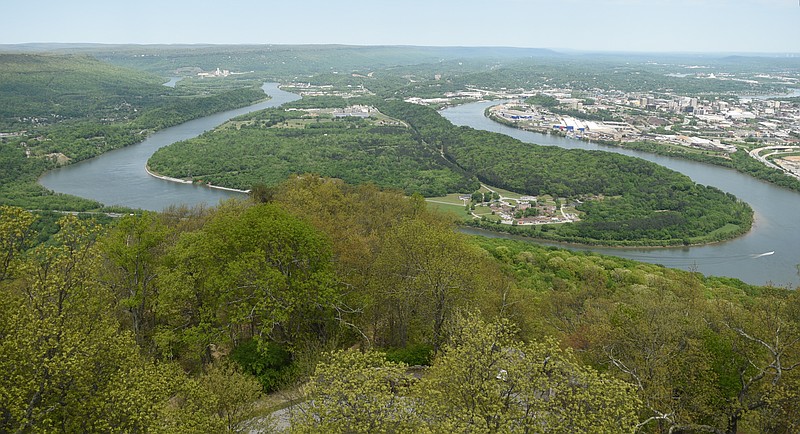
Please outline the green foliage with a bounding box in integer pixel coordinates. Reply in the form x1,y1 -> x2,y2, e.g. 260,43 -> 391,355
2,176 -> 799,432
606,140 -> 800,194
0,205 -> 36,281
379,100 -> 752,246
416,313 -> 640,433
0,53 -> 266,210
524,94 -> 559,108
471,236 -> 800,433
147,105 -> 477,196
293,314 -> 640,433
155,200 -> 338,368
384,343 -> 434,366
101,211 -> 168,351
0,211 -> 177,432
0,138 -> 102,209
130,85 -> 266,131
291,350 -> 418,434
231,339 -> 295,392
729,150 -> 800,191
161,94 -> 747,248
0,53 -> 163,129
369,217 -> 495,351
1,206 -> 295,432
551,106 -> 623,122
198,361 -> 263,433
256,177 -> 515,355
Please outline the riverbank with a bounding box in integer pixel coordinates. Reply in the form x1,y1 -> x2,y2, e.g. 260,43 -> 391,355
40,83 -> 298,211
486,105 -> 800,194
461,218 -> 750,248
440,99 -> 800,286
144,164 -> 251,194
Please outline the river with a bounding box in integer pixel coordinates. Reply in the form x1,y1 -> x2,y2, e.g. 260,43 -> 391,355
39,86 -> 798,287
742,88 -> 800,100
441,101 -> 800,288
162,77 -> 182,88
39,83 -> 299,211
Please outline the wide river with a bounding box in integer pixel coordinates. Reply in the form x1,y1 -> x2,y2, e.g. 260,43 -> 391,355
40,85 -> 798,287
40,83 -> 298,211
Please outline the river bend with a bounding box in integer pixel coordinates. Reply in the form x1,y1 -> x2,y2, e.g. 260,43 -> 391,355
39,88 -> 798,286
442,101 -> 800,287
40,83 -> 299,211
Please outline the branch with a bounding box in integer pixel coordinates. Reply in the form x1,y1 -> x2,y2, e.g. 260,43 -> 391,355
604,346 -> 644,393
731,326 -> 775,355
635,411 -> 673,433
333,305 -> 371,348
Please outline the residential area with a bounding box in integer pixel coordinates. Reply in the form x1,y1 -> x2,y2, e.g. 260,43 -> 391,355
429,185 -> 582,227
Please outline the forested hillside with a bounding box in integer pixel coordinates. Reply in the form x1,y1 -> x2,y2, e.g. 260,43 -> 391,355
1,177 -> 797,433
56,45 -> 795,97
1,48 -> 794,433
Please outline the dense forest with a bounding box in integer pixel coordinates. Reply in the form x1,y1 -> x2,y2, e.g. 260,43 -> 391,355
147,97 -> 752,246
2,178 -> 797,433
147,106 -> 477,196
376,101 -> 753,246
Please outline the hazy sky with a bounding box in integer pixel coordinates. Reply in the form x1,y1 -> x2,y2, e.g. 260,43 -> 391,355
2,0 -> 798,53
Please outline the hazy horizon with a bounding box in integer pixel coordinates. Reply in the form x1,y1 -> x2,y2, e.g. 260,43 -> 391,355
3,42 -> 800,57
2,0 -> 798,54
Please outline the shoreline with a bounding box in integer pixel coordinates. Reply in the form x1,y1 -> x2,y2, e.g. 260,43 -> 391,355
459,224 -> 745,251
485,106 -> 800,194
144,164 -> 251,194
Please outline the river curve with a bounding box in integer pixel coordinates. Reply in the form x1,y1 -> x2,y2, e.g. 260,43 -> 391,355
442,100 -> 800,287
38,87 -> 799,287
39,83 -> 299,211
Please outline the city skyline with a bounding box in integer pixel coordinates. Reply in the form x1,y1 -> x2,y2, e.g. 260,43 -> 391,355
2,0 -> 799,53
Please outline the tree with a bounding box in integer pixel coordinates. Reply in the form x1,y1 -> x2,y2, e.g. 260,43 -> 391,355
199,361 -> 263,433
415,312 -> 640,433
0,205 -> 35,282
155,200 -> 337,368
0,215 -> 185,432
289,313 -> 638,433
587,285 -> 724,433
290,350 -> 419,433
712,292 -> 800,433
101,211 -> 168,349
369,219 -> 492,352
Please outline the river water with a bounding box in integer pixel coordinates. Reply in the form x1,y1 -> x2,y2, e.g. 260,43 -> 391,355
442,101 -> 800,287
39,83 -> 299,211
162,77 -> 182,88
39,86 -> 799,287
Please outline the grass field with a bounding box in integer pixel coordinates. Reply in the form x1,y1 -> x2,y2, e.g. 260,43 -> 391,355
426,200 -> 471,219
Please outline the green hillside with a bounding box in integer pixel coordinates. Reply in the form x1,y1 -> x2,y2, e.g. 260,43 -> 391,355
1,178 -> 796,433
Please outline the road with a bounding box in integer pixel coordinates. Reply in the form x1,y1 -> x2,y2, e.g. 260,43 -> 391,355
748,145 -> 800,179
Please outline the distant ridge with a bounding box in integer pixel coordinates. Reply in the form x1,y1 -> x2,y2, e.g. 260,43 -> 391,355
0,43 -> 557,57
